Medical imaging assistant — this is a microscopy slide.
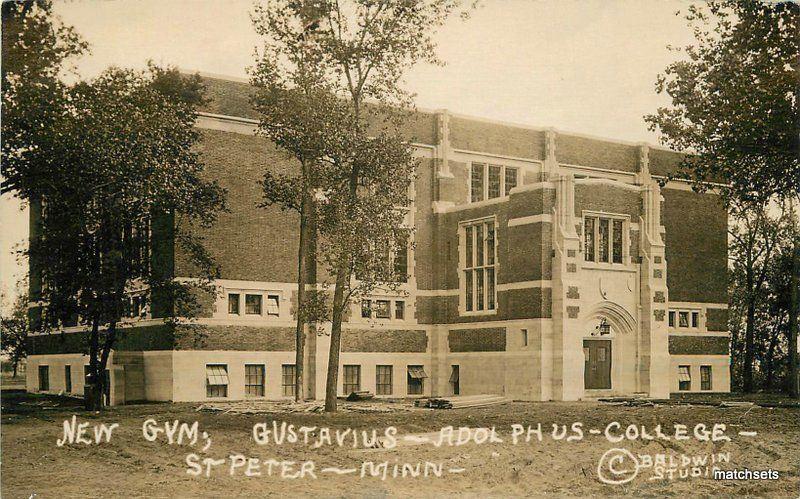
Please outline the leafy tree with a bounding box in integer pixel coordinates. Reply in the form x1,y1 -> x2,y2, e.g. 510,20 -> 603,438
1,288 -> 29,378
3,2 -> 227,409
645,0 -> 800,395
252,0 -> 471,411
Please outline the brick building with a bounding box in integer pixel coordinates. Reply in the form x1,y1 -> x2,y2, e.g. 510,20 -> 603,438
26,75 -> 730,403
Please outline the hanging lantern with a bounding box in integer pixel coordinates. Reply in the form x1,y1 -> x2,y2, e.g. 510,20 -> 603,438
598,318 -> 611,336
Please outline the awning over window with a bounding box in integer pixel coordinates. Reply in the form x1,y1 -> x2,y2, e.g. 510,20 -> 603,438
678,367 -> 691,382
266,295 -> 280,316
408,366 -> 428,379
449,368 -> 459,383
206,365 -> 229,385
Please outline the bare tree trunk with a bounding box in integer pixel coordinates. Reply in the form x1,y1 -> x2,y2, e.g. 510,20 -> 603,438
324,259 -> 349,412
743,300 -> 756,393
294,194 -> 309,402
789,237 -> 799,397
764,330 -> 778,391
85,317 -> 102,411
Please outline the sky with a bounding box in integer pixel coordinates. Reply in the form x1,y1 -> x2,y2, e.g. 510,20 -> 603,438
0,0 -> 697,311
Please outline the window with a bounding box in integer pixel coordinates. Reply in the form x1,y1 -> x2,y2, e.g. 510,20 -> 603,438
228,293 -> 240,315
668,311 -> 676,327
450,365 -> 460,395
678,365 -> 691,391
282,364 -> 296,397
393,232 -> 409,283
522,329 -> 528,347
245,294 -> 262,315
374,300 -> 391,319
376,365 -> 393,395
470,163 -> 519,202
343,365 -> 361,394
462,219 -> 497,313
65,365 -> 72,393
407,365 -> 427,395
700,366 -> 712,391
266,295 -> 280,316
504,167 -> 519,194
395,301 -> 405,320
691,311 -> 699,328
584,215 -> 625,264
38,365 -> 49,391
488,165 -> 502,199
245,364 -> 265,397
205,364 -> 229,398
679,311 -> 689,328
471,163 -> 485,203
361,300 -> 372,318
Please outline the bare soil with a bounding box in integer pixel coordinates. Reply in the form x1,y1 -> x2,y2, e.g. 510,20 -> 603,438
2,392 -> 798,497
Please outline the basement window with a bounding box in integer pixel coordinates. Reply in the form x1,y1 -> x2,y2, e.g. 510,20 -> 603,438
228,293 -> 240,315
407,365 -> 427,395
678,365 -> 691,391
206,364 -> 229,398
245,294 -> 262,315
266,295 -> 280,316
700,365 -> 712,391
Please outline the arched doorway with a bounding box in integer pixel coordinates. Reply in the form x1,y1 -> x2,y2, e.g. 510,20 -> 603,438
581,301 -> 637,392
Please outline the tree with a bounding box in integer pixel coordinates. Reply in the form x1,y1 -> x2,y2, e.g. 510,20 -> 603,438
3,2 -> 227,410
251,0 -> 472,411
1,289 -> 29,378
645,1 -> 800,396
728,201 -> 792,392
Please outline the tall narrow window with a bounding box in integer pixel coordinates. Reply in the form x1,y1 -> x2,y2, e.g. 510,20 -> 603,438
679,311 -> 689,328
343,365 -> 361,394
700,366 -> 712,391
393,233 -> 408,282
598,218 -> 610,263
361,299 -> 372,318
488,165 -> 502,199
584,218 -> 595,261
504,167 -> 519,194
521,329 -> 528,347
64,365 -> 72,393
668,311 -> 676,327
691,311 -> 699,328
245,364 -> 265,397
678,365 -> 691,391
395,301 -> 405,320
450,365 -> 460,395
376,365 -> 393,395
471,163 -> 485,202
612,219 -> 623,263
282,364 -> 296,397
462,219 -> 496,313
228,293 -> 240,315
38,365 -> 49,391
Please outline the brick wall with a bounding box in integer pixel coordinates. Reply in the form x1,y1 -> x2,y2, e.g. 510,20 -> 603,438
174,324 -> 295,351
574,184 -> 642,219
448,327 -> 506,352
663,189 -> 728,303
556,134 -> 638,172
449,117 -> 544,160
668,335 -> 729,355
341,329 -> 427,353
27,324 -> 175,355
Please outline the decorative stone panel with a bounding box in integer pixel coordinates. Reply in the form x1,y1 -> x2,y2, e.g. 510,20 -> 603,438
654,309 -> 665,321
566,306 -> 580,319
566,286 -> 580,299
566,263 -> 577,273
654,291 -> 665,303
653,269 -> 663,279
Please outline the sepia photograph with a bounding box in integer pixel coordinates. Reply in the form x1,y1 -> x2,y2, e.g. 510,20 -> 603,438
0,0 -> 798,496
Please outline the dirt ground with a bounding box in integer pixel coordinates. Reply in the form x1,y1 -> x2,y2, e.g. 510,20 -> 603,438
2,392 -> 798,498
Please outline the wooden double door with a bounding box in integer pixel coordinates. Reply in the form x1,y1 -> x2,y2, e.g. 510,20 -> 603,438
583,339 -> 611,389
